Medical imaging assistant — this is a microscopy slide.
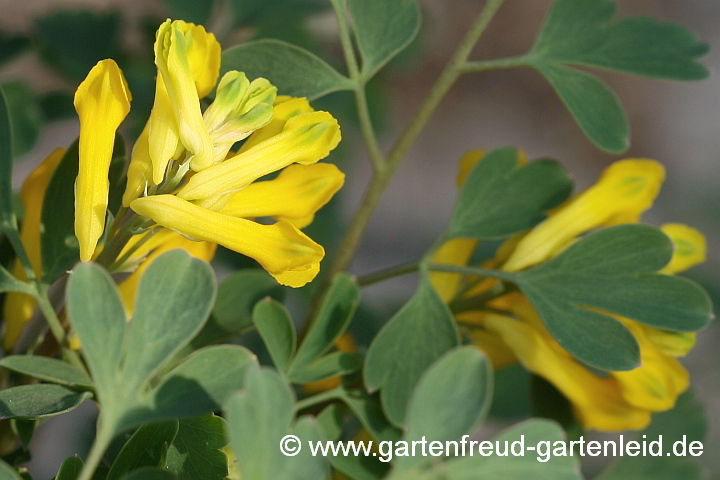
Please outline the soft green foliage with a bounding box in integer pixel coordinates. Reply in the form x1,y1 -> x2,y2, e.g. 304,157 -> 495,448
364,275 -> 459,426
0,355 -> 93,389
56,456 -> 84,480
508,225 -> 712,370
448,147 -> 572,240
516,0 -> 709,152
225,366 -> 329,480
0,0 -> 715,479
253,299 -> 297,373
191,270 -> 284,349
165,415 -> 229,480
596,391 -> 707,480
221,40 -> 354,100
0,384 -> 89,420
106,422 -> 179,480
342,0 -> 420,80
396,347 -> 493,471
288,273 -> 360,377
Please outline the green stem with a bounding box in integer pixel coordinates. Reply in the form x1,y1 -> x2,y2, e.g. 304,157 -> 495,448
293,387 -> 342,414
426,262 -> 517,283
322,0 -> 507,285
356,260 -> 420,286
78,426 -> 113,480
33,286 -> 87,374
95,215 -> 150,268
107,205 -> 128,239
457,55 -> 529,73
109,228 -> 156,272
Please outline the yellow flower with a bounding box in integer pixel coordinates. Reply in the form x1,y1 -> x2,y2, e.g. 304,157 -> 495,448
72,20 -> 341,288
502,159 -> 665,272
150,20 -> 220,179
131,195 -> 325,287
219,163 -> 345,228
74,59 -> 131,261
437,155 -> 705,431
3,149 -> 65,350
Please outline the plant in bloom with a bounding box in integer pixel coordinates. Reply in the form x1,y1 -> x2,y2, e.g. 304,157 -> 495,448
434,151 -> 706,431
73,19 -> 343,287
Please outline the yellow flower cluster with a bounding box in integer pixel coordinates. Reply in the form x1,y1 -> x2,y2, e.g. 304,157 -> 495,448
434,151 -> 706,431
72,19 -> 343,287
3,19 -> 344,351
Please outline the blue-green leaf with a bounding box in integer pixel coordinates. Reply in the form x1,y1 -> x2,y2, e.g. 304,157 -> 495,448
165,415 -> 229,480
0,384 -> 89,420
221,40 -> 354,100
106,421 -> 179,480
253,299 -> 296,373
0,355 -> 93,390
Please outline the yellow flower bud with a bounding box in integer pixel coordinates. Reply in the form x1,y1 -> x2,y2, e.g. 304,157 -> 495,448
74,59 -> 131,261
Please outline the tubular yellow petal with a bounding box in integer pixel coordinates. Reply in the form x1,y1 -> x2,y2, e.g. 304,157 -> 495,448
429,238 -> 477,302
179,20 -> 221,98
130,195 -> 324,287
659,223 -> 706,274
204,72 -> 276,164
640,327 -> 696,357
74,59 -> 131,261
4,148 -> 65,350
154,20 -> 214,172
123,122 -> 154,207
148,76 -> 182,184
117,231 -> 216,315
219,163 -> 344,226
177,111 -> 341,201
483,313 -> 650,431
503,159 -> 665,272
238,97 -> 313,153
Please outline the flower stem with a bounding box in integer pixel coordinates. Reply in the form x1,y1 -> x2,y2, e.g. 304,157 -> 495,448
356,260 -> 420,286
322,0 -> 507,286
426,262 -> 517,283
33,286 -> 87,374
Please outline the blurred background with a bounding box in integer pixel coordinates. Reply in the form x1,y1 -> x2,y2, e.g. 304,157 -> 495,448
0,0 -> 718,478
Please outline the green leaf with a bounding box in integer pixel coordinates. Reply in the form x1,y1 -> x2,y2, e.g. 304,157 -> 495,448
253,299 -> 296,372
55,455 -> 84,480
118,345 -> 256,431
425,420 -> 582,480
225,366 -> 295,480
336,388 -> 402,444
288,352 -> 362,384
0,265 -> 35,295
290,273 -> 360,372
1,81 -> 43,158
530,0 -> 709,80
329,454 -> 388,480
165,415 -> 229,480
531,63 -> 629,154
509,224 -> 713,371
122,250 -> 216,392
364,275 -> 459,426
344,0 -> 421,80
521,0 -> 709,152
448,147 -> 572,240
397,347 -> 493,470
34,10 -> 123,81
221,39 -> 354,100
0,384 -> 89,420
120,468 -> 176,480
315,404 -> 344,442
66,262 -> 127,399
42,137 -> 125,283
0,459 -> 23,480
0,85 -> 14,224
596,391 -> 706,480
191,270 -> 284,349
0,355 -> 93,390
225,366 -> 330,480
107,421 -> 179,480
164,0 -> 215,24
10,418 -> 35,446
